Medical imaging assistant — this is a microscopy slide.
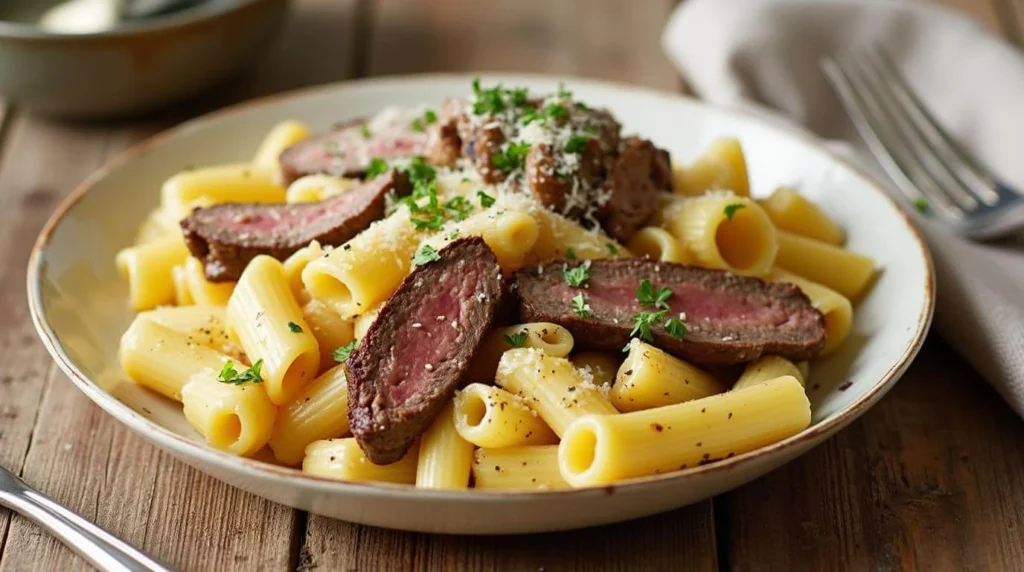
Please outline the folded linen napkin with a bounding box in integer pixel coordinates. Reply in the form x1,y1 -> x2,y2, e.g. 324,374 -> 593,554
663,0 -> 1024,416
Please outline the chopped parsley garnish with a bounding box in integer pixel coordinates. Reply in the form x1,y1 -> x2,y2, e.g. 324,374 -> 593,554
477,190 -> 496,208
913,197 -> 928,212
366,158 -> 389,179
360,125 -> 371,139
565,248 -> 576,260
404,156 -> 437,186
723,203 -> 746,221
637,279 -> 672,309
492,142 -> 531,172
628,310 -> 667,344
394,156 -> 446,229
665,318 -> 688,339
444,196 -> 473,221
333,341 -> 357,364
424,110 -> 438,124
563,262 -> 591,288
504,331 -> 528,347
606,242 -> 618,255
584,125 -> 599,135
412,244 -> 441,266
557,83 -> 572,99
543,102 -> 569,122
470,79 -> 529,116
507,87 -> 529,107
410,118 -> 425,132
572,293 -> 591,318
287,322 -> 303,333
218,359 -> 264,385
565,135 -> 589,154
519,106 -> 542,126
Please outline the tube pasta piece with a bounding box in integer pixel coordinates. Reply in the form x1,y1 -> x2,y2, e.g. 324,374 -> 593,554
119,318 -> 230,402
183,257 -> 235,306
559,375 -> 810,487
302,208 -> 423,318
611,341 -> 726,412
495,348 -> 618,438
774,231 -> 876,301
135,207 -> 179,245
469,322 -> 574,382
733,356 -> 805,391
768,268 -> 853,356
303,438 -> 418,484
269,365 -> 351,465
353,306 -> 380,341
171,264 -> 194,306
416,402 -> 475,490
181,370 -> 277,456
301,299 -> 356,373
672,138 -> 750,197
282,240 -> 325,303
668,194 -> 777,276
252,120 -> 311,180
472,445 -> 569,490
422,208 -> 540,272
137,305 -> 241,357
626,226 -> 695,265
570,352 -> 620,388
502,192 -> 628,263
161,163 -> 286,220
453,384 -> 558,448
760,187 -> 844,245
285,174 -> 361,203
226,255 -> 320,405
116,235 -> 190,312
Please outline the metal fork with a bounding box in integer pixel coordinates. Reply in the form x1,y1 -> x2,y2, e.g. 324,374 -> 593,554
821,49 -> 1024,239
0,465 -> 171,571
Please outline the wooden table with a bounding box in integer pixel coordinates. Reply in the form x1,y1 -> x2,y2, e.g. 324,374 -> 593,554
2,0 -> 1023,570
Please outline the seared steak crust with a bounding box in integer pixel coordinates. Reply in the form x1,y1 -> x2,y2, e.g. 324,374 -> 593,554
181,170 -> 409,282
346,237 -> 503,465
598,137 -> 673,240
513,259 -> 826,366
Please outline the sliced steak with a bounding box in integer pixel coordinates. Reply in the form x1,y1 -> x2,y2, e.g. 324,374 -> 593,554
181,170 -> 410,282
513,259 -> 825,366
279,108 -> 431,184
598,137 -> 673,241
346,237 -> 503,464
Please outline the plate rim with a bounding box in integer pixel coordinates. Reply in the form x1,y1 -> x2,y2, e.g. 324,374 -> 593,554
26,71 -> 936,501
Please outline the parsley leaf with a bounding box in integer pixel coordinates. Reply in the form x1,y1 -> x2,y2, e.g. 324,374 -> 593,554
404,156 -> 437,186
913,197 -> 928,212
360,125 -> 371,139
572,293 -> 591,318
637,279 -> 672,309
563,262 -> 591,288
628,310 -> 667,344
444,196 -> 473,221
605,242 -> 618,255
557,82 -> 573,99
543,102 -> 569,122
519,106 -> 542,125
565,248 -> 576,260
665,318 -> 687,339
723,203 -> 746,221
366,158 -> 389,179
287,322 -> 303,333
492,142 -> 531,172
424,110 -> 438,124
504,331 -> 528,347
471,78 -> 519,116
477,190 -> 496,208
410,118 -> 425,132
565,135 -> 589,154
333,341 -> 357,364
412,244 -> 441,266
218,359 -> 264,385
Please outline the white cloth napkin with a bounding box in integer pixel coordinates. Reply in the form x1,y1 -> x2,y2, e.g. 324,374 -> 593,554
663,0 -> 1024,416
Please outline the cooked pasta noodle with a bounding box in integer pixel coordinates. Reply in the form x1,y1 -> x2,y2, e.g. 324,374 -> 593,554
469,322 -> 574,382
301,299 -> 356,372
269,365 -> 351,465
416,402 -> 475,489
768,267 -> 853,356
667,194 -> 777,276
137,305 -> 240,357
453,383 -> 558,448
611,340 -> 725,412
252,120 -> 311,176
285,174 -> 360,203
422,207 -> 540,272
119,318 -> 230,402
181,370 -> 276,456
626,226 -> 695,264
760,187 -> 844,245
116,234 -> 189,311
672,138 -> 750,197
161,163 -> 286,220
569,352 -> 620,388
733,356 -> 805,391
303,439 -> 418,484
472,445 -> 569,490
182,257 -> 235,306
282,240 -> 325,303
774,231 -> 875,300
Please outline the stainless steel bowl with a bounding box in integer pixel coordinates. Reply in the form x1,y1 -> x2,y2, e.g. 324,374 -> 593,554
0,0 -> 290,118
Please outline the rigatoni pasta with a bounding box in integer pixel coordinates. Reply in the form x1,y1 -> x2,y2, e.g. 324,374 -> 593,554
774,231 -> 875,300
303,439 -> 418,484
119,318 -> 230,402
116,234 -> 189,311
672,137 -> 750,197
161,163 -> 286,220
269,365 -> 351,466
733,356 -> 805,391
416,402 -> 475,490
472,446 -> 569,490
760,187 -> 844,245
626,226 -> 695,264
666,194 -> 777,276
452,383 -> 557,448
182,370 -> 277,456
611,341 -> 725,412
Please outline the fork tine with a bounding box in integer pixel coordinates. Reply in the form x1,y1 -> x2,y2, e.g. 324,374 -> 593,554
821,56 -> 964,218
849,52 -> 980,211
871,48 -> 1001,205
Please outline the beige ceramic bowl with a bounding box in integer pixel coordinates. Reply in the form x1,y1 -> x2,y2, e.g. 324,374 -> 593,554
29,75 -> 934,534
0,0 -> 289,118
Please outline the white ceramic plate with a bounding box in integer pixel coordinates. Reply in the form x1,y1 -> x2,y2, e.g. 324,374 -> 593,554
28,74 -> 934,534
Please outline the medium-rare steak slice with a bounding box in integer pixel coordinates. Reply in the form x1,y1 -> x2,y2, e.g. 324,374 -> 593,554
346,237 -> 503,464
279,108 -> 431,184
513,259 -> 826,366
181,170 -> 410,282
598,137 -> 673,241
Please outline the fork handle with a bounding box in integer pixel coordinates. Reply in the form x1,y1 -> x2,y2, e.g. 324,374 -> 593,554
0,472 -> 171,572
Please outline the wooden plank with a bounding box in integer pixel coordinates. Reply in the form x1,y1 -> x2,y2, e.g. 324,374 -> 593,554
0,0 -> 358,569
301,2 -> 716,571
719,337 -> 1024,571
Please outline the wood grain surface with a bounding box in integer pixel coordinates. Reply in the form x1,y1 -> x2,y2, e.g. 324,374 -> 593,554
0,0 -> 1021,571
